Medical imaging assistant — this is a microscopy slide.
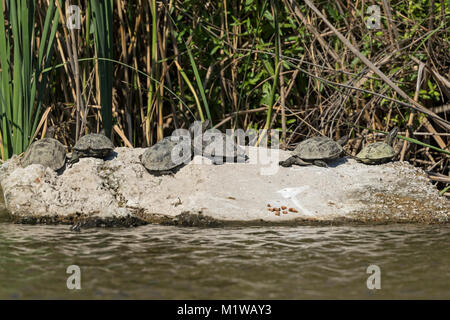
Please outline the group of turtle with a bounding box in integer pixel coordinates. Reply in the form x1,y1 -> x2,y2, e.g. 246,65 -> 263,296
279,126 -> 399,167
21,132 -> 114,172
140,120 -> 247,175
21,122 -> 399,174
21,120 -> 247,175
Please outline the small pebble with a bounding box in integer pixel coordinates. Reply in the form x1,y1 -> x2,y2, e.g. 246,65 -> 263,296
281,206 -> 287,210
275,212 -> 280,216
288,208 -> 298,213
282,211 -> 288,214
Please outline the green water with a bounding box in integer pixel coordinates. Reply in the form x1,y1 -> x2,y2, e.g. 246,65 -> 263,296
0,219 -> 449,299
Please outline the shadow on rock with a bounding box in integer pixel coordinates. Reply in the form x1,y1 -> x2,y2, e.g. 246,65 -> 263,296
105,151 -> 119,161
327,157 -> 349,168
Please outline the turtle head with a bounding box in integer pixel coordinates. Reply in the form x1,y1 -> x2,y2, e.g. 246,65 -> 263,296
45,126 -> 56,139
68,150 -> 80,165
386,127 -> 399,145
337,135 -> 349,146
189,119 -> 210,137
201,119 -> 210,133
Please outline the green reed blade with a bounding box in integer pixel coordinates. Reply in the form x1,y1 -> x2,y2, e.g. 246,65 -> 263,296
90,0 -> 113,137
0,0 -> 58,159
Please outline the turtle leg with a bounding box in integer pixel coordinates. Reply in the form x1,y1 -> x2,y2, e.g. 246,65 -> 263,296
279,156 -> 311,167
353,156 -> 364,163
68,151 -> 80,167
279,156 -> 295,167
165,171 -> 176,177
313,160 -> 328,167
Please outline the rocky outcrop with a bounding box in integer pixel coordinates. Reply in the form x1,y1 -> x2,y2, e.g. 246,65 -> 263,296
0,147 -> 448,227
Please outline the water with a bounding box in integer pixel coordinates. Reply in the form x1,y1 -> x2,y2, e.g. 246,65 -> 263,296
0,220 -> 449,299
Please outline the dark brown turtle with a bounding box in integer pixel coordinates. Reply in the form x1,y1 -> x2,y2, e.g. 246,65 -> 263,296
140,137 -> 192,175
140,120 -> 210,175
192,127 -> 247,164
69,133 -> 114,164
280,135 -> 348,168
21,138 -> 66,171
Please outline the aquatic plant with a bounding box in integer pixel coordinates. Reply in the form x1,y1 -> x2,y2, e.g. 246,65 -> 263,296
0,0 -> 59,158
90,0 -> 113,138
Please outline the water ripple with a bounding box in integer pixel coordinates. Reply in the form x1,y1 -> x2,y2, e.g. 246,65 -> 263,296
0,223 -> 449,299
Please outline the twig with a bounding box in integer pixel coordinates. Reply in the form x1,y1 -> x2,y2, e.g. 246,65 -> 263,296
400,62 -> 424,161
113,125 -> 133,148
302,0 -> 450,131
426,171 -> 450,183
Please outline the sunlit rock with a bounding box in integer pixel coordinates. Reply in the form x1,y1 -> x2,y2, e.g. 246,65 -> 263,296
0,147 -> 448,227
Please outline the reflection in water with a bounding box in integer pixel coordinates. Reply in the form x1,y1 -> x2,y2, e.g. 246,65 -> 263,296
0,223 -> 449,299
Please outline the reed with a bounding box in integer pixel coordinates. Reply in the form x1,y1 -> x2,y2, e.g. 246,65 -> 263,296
0,0 -> 59,158
90,0 -> 113,138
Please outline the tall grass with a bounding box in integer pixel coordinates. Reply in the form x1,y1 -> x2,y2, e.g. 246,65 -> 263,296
90,0 -> 113,138
0,0 -> 59,158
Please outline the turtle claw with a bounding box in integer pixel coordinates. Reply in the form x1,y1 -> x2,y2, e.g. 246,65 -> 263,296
280,157 -> 310,167
279,157 -> 295,167
278,160 -> 288,167
314,160 -> 328,168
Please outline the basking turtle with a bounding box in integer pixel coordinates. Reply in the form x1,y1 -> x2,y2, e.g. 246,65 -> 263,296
195,128 -> 247,164
69,133 -> 114,164
279,135 -> 348,168
140,136 -> 192,175
356,127 -> 398,164
141,120 -> 209,175
21,138 -> 66,171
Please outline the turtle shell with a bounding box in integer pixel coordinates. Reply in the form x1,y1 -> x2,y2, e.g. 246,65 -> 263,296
141,137 -> 191,172
200,130 -> 246,160
294,136 -> 343,160
21,138 -> 66,171
73,134 -> 114,158
356,142 -> 396,164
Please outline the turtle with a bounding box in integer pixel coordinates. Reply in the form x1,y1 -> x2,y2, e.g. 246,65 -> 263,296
21,138 -> 66,171
355,127 -> 398,164
279,135 -> 348,168
69,133 -> 114,164
194,128 -> 247,164
140,136 -> 192,175
140,120 -> 210,175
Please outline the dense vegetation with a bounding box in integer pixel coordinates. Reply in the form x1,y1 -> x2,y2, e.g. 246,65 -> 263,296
0,0 -> 449,194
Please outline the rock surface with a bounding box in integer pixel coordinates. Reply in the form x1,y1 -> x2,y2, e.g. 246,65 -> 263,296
0,147 -> 448,227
